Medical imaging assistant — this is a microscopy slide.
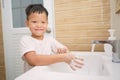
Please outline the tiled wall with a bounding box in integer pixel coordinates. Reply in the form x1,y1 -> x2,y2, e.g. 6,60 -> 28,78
0,3 -> 6,80
54,0 -> 110,51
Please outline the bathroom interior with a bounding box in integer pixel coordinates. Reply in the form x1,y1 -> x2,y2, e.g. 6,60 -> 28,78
0,0 -> 120,80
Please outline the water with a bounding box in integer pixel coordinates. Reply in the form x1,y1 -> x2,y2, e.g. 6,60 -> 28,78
91,44 -> 96,52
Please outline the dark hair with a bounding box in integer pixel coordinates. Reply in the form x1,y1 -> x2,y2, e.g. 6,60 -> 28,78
25,4 -> 48,20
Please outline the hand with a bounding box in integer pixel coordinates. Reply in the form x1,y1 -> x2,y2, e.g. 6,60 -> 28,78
64,53 -> 84,70
56,46 -> 69,54
69,56 -> 84,70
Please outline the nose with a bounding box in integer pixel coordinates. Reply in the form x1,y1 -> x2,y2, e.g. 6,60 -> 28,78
36,22 -> 43,28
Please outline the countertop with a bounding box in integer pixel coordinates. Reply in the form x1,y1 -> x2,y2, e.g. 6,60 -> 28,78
15,53 -> 120,80
101,54 -> 120,80
14,68 -> 112,80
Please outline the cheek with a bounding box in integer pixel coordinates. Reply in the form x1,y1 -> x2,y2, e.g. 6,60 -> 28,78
29,27 -> 34,32
44,24 -> 48,29
29,24 -> 36,28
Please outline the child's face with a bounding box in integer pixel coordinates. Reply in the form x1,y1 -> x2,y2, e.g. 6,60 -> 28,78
26,12 -> 48,38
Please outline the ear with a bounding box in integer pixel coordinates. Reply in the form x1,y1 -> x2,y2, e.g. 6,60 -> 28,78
25,20 -> 29,27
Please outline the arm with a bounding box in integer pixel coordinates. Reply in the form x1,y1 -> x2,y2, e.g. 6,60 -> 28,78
21,36 -> 84,70
51,38 -> 69,54
24,51 -> 71,66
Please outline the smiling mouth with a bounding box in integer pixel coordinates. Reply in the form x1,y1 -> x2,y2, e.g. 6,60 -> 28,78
35,29 -> 44,31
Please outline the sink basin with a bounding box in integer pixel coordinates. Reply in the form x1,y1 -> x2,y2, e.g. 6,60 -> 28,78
39,52 -> 110,76
15,51 -> 112,80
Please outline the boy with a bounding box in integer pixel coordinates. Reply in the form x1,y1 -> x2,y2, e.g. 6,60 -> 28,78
20,4 -> 84,72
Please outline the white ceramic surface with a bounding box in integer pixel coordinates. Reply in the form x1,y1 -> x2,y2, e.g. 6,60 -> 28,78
15,51 -> 120,80
40,52 -> 110,76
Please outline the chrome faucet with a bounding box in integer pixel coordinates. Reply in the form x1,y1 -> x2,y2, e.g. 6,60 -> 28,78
92,40 -> 120,63
92,40 -> 115,52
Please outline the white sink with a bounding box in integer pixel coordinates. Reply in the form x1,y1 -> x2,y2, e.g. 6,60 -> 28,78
15,51 -> 112,80
39,52 -> 110,76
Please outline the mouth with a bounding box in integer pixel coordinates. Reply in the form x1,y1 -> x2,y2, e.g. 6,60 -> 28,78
35,28 -> 44,31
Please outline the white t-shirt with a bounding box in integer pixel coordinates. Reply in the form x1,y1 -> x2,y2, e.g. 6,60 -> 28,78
20,35 -> 65,72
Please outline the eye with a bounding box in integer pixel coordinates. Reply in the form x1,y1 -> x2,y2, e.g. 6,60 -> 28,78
42,21 -> 46,24
32,21 -> 37,23
42,21 -> 48,24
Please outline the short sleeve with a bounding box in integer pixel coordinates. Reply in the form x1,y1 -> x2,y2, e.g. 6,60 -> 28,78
20,36 -> 35,59
50,37 -> 66,53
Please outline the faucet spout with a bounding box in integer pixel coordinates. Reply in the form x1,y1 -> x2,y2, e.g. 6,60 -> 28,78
91,40 -> 120,63
91,40 -> 115,52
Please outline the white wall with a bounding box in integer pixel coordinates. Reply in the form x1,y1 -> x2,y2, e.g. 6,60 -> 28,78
110,0 -> 120,40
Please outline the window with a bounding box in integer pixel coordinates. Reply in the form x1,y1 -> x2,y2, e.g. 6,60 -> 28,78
12,0 -> 43,28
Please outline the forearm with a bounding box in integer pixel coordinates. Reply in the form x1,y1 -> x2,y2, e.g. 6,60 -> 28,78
33,54 -> 66,66
24,52 -> 68,66
24,51 -> 84,71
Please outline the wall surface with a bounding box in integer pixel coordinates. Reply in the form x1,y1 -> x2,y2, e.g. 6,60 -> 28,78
54,0 -> 110,51
0,3 -> 6,80
110,0 -> 120,39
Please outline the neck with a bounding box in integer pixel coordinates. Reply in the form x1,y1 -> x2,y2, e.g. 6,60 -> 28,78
31,35 -> 44,40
